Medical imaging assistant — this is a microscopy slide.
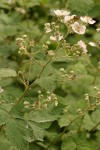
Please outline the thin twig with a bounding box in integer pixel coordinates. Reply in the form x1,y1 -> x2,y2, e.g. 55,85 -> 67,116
89,121 -> 100,132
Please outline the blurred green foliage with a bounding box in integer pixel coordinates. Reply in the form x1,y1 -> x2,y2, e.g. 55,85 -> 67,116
0,0 -> 100,150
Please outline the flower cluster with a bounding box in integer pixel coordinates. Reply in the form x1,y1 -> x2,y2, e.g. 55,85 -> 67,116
33,91 -> 58,109
16,35 -> 35,55
84,87 -> 100,111
54,10 -> 96,34
44,22 -> 63,42
77,87 -> 100,116
23,91 -> 58,110
44,9 -> 96,57
16,36 -> 27,54
44,23 -> 52,33
54,10 -> 70,17
50,32 -> 63,41
60,68 -> 76,81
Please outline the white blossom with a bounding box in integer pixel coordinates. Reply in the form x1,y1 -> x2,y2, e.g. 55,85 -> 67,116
96,28 -> 100,32
44,23 -> 52,33
15,7 -> 26,14
89,42 -> 97,47
24,101 -> 30,105
71,22 -> 86,34
0,87 -> 4,93
45,28 -> 52,33
50,35 -> 63,41
78,40 -> 87,53
55,101 -> 58,106
64,15 -> 76,23
7,0 -> 13,4
47,50 -> 55,57
45,23 -> 50,26
80,16 -> 96,24
54,9 -> 70,17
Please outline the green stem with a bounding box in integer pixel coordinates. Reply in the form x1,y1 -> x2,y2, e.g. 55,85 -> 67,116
93,68 -> 99,85
89,121 -> 100,132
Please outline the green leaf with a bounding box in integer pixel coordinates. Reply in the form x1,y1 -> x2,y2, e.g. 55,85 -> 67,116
17,0 -> 40,7
1,103 -> 12,112
5,118 -> 29,150
61,136 -> 76,150
89,4 -> 100,17
62,131 -> 98,150
0,68 -> 17,80
19,60 -> 42,81
0,133 -> 11,150
24,110 -> 57,123
76,99 -> 87,110
58,112 -> 76,127
73,132 -> 97,150
28,121 -> 44,141
69,62 -> 87,75
81,113 -> 95,130
91,109 -> 100,130
68,0 -> 94,14
35,75 -> 57,91
0,109 -> 8,126
0,25 -> 17,37
29,143 -> 41,150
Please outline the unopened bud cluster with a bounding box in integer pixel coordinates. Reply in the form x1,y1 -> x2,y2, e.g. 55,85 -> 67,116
31,91 -> 58,110
44,22 -> 63,42
23,101 -> 30,109
43,42 -> 55,57
84,87 -> 100,111
0,99 -> 6,105
95,90 -> 100,106
0,86 -> 4,94
16,35 -> 35,55
84,93 -> 96,111
77,109 -> 84,116
47,50 -> 55,57
60,68 -> 76,81
16,37 -> 27,55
